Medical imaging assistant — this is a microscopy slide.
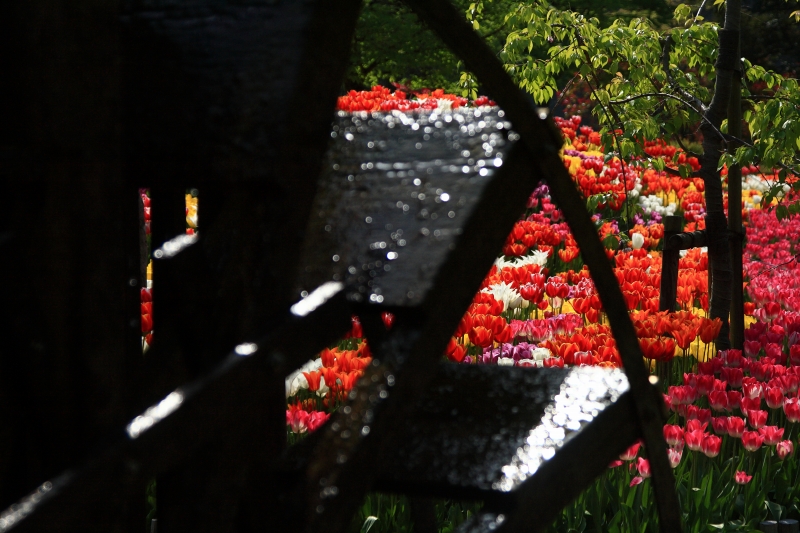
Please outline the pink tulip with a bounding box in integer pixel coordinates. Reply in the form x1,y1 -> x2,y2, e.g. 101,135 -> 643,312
668,448 -> 682,468
785,397 -> 800,422
663,424 -> 684,446
742,430 -> 764,451
636,457 -> 651,478
727,416 -> 746,438
702,434 -> 722,458
735,471 -> 753,484
777,440 -> 794,460
685,429 -> 705,452
711,417 -> 728,435
747,410 -> 768,429
758,425 -> 784,446
765,387 -> 784,409
620,441 -> 641,461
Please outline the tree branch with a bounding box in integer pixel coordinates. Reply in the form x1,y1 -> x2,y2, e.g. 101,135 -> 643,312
661,35 -> 709,114
609,91 -> 727,142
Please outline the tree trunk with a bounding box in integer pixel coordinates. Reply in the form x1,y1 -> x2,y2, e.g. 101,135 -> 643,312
727,28 -> 745,351
698,0 -> 742,351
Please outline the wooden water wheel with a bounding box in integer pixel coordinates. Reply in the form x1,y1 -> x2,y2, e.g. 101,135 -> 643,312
0,1 -> 681,532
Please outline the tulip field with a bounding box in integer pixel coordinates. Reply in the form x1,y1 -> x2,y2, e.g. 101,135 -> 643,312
144,86 -> 800,532
299,88 -> 800,532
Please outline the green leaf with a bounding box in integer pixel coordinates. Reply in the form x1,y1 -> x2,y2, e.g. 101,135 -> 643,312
777,204 -> 789,221
766,500 -> 783,521
361,516 -> 378,533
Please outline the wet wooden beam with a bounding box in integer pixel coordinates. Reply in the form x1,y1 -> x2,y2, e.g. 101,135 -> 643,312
0,285 -> 351,533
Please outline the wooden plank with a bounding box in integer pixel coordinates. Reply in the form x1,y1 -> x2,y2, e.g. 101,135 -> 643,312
659,215 -> 683,313
0,2 -> 145,531
297,108 -> 516,306
121,2 -> 363,530
374,365 -> 612,501
284,137 -> 543,533
0,284 -> 351,533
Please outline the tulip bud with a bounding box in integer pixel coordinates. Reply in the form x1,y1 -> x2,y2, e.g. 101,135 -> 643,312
777,440 -> 794,460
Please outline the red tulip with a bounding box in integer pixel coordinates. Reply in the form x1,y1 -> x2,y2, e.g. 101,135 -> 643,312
320,348 -> 336,368
620,442 -> 641,461
742,430 -> 764,451
742,378 -> 763,400
695,374 -> 716,395
780,373 -> 799,394
727,416 -> 746,438
141,313 -> 153,333
747,409 -> 768,429
543,357 -> 564,368
699,317 -> 722,344
445,337 -> 467,363
790,345 -> 800,366
743,340 -> 762,358
663,424 -> 684,446
636,457 -> 651,478
758,425 -> 784,445
784,397 -> 800,422
685,419 -> 708,433
711,417 -> 728,435
702,434 -> 722,457
735,471 -> 753,484
765,387 -> 784,409
721,367 -> 744,388
727,391 -> 743,411
686,405 -> 712,425
307,411 -> 330,432
741,397 -> 762,416
708,390 -> 729,412
286,409 -> 309,434
685,429 -> 705,452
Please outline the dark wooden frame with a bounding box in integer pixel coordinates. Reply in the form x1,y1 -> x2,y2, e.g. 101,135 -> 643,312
0,1 -> 682,532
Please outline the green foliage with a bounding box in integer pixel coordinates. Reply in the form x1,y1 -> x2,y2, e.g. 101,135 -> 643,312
347,0 -> 673,94
346,493 -> 481,533
346,0 -> 515,93
500,1 -> 800,207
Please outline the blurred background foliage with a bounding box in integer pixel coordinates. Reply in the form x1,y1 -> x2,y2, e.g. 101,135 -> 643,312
344,0 -> 799,96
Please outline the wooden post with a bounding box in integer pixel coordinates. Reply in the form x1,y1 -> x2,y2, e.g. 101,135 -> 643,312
0,1 -> 146,530
659,216 -> 683,313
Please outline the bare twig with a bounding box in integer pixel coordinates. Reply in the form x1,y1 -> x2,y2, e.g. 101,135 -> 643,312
750,254 -> 800,279
694,0 -> 709,24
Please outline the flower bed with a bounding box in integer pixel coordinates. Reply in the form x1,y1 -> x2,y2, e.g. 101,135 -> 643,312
137,86 -> 799,532
281,89 -> 800,532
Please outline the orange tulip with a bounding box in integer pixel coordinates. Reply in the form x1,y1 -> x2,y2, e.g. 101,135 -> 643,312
699,317 -> 722,343
470,326 -> 494,348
